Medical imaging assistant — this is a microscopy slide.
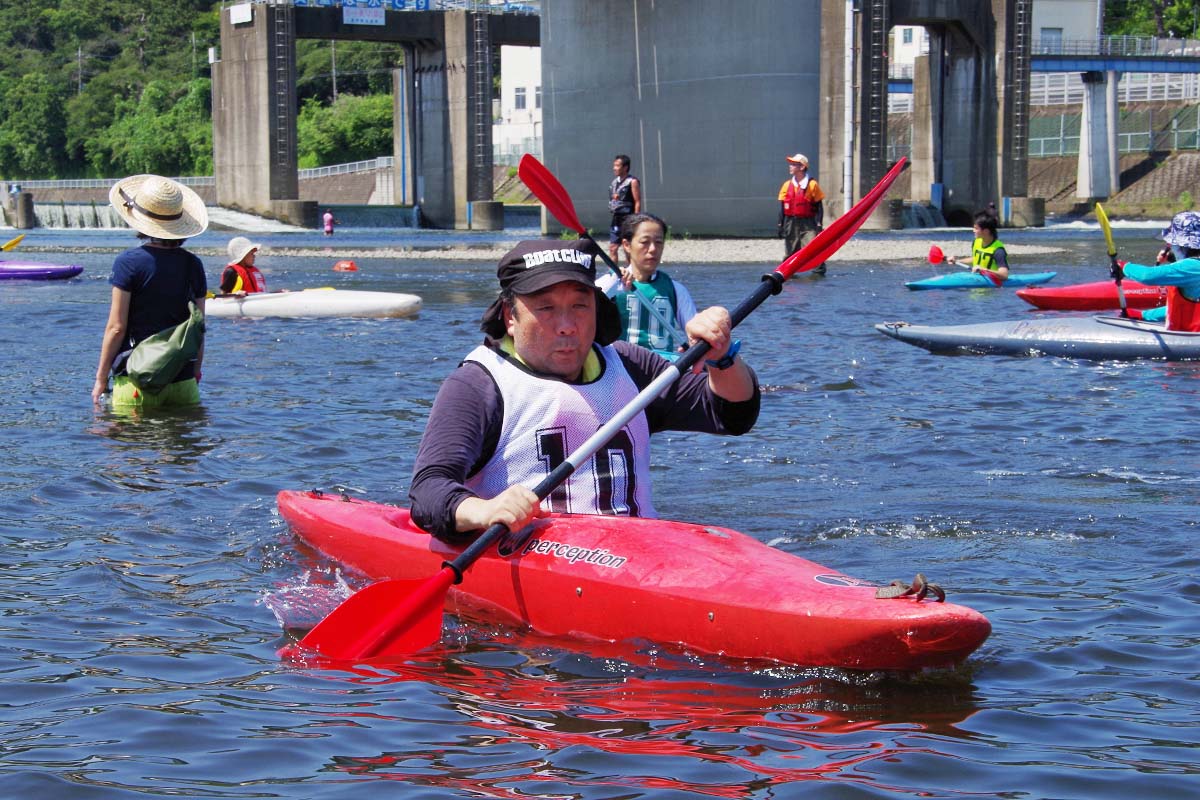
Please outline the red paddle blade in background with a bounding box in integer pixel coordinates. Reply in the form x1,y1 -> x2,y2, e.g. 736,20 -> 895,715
928,245 -> 944,264
518,155 -> 587,234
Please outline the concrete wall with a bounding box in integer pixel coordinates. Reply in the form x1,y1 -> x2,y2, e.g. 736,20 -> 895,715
542,0 -> 820,237
1031,0 -> 1099,43
213,6 -> 274,214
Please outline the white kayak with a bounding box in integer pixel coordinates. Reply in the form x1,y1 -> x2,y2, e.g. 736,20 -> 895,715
206,289 -> 422,319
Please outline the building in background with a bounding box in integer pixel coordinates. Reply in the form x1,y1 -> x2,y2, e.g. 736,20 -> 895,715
493,45 -> 542,166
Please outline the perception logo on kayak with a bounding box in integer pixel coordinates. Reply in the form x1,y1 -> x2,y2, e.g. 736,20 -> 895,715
814,573 -> 875,588
520,538 -> 628,569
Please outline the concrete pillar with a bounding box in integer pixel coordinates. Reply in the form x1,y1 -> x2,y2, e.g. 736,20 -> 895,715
393,57 -> 417,207
999,196 -> 1044,227
411,11 -> 491,229
1076,71 -> 1111,201
212,3 -> 300,220
14,193 -> 35,229
1106,70 -> 1121,196
939,29 -> 997,223
469,200 -> 504,230
909,51 -> 942,206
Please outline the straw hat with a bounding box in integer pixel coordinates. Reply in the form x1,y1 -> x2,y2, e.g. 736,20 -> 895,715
227,236 -> 260,264
109,174 -> 208,239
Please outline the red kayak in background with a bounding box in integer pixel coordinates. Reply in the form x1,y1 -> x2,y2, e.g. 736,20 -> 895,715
277,490 -> 991,671
1017,280 -> 1167,311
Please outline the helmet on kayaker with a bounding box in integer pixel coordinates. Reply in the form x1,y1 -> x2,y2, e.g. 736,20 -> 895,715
479,238 -> 621,344
1160,211 -> 1200,253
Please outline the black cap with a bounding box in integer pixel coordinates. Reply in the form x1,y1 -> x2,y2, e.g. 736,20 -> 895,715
480,239 -> 621,345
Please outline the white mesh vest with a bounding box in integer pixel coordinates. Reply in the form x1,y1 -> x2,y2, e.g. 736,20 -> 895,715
464,344 -> 656,518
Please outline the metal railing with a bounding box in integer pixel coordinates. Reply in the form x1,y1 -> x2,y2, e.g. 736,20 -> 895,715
14,176 -> 215,190
1032,35 -> 1200,56
279,0 -> 539,13
298,156 -> 393,179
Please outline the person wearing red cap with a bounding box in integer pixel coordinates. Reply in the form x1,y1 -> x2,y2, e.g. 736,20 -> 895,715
409,238 -> 760,541
777,153 -> 826,274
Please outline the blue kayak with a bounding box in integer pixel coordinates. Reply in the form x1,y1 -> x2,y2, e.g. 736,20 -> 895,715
905,271 -> 1057,291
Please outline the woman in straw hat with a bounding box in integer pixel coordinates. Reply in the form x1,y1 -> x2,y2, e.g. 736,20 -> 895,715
92,174 -> 209,408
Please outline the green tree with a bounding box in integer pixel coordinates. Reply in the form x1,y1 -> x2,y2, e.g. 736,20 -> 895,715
1106,1 -> 1200,39
0,73 -> 69,178
296,94 -> 393,168
92,78 -> 213,176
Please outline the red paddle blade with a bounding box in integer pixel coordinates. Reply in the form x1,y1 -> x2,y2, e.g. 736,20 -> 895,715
981,270 -> 1004,287
776,157 -> 907,281
519,154 -> 586,235
929,245 -> 944,264
286,570 -> 456,661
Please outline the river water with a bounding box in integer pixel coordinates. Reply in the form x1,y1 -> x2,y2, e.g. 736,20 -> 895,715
1,225 -> 1196,798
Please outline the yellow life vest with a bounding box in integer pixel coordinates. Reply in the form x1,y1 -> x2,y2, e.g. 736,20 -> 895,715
971,237 -> 1007,271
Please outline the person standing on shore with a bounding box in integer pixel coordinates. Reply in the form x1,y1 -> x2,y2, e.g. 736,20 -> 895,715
777,153 -> 826,274
92,175 -> 208,408
608,155 -> 641,266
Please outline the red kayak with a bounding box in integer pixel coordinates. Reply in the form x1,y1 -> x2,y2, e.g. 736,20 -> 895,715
1017,280 -> 1167,311
277,490 -> 991,671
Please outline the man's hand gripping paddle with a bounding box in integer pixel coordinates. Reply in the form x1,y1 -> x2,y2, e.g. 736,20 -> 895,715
518,155 -> 686,350
1095,202 -> 1128,316
281,157 -> 909,664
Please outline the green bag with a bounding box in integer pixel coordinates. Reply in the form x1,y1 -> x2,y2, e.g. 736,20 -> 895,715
124,301 -> 205,394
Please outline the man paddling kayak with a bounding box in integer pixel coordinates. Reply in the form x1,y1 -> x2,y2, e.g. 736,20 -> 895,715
1117,211 -> 1200,329
409,238 -> 759,541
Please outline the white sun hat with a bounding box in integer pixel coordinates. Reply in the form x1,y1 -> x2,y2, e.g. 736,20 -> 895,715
227,236 -> 261,264
109,174 -> 208,240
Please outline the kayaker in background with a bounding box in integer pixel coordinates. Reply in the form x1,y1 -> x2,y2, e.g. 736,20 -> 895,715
1115,211 -> 1200,330
218,237 -> 266,295
92,174 -> 208,408
607,155 -> 642,266
777,153 -> 826,274
946,211 -> 1010,280
595,212 -> 697,353
408,238 -> 759,541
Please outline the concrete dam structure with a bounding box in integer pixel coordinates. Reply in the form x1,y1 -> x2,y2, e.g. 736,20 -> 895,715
212,0 -> 1038,233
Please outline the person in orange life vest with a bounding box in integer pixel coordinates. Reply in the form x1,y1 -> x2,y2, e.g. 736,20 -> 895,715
777,153 -> 826,273
1115,211 -> 1200,330
218,237 -> 266,295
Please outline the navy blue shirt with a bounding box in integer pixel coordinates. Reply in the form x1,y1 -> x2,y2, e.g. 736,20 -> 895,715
109,244 -> 207,379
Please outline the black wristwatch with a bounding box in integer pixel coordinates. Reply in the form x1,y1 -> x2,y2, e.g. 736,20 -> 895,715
705,340 -> 742,370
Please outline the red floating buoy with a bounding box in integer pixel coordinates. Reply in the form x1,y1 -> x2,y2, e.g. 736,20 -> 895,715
333,260 -> 358,272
